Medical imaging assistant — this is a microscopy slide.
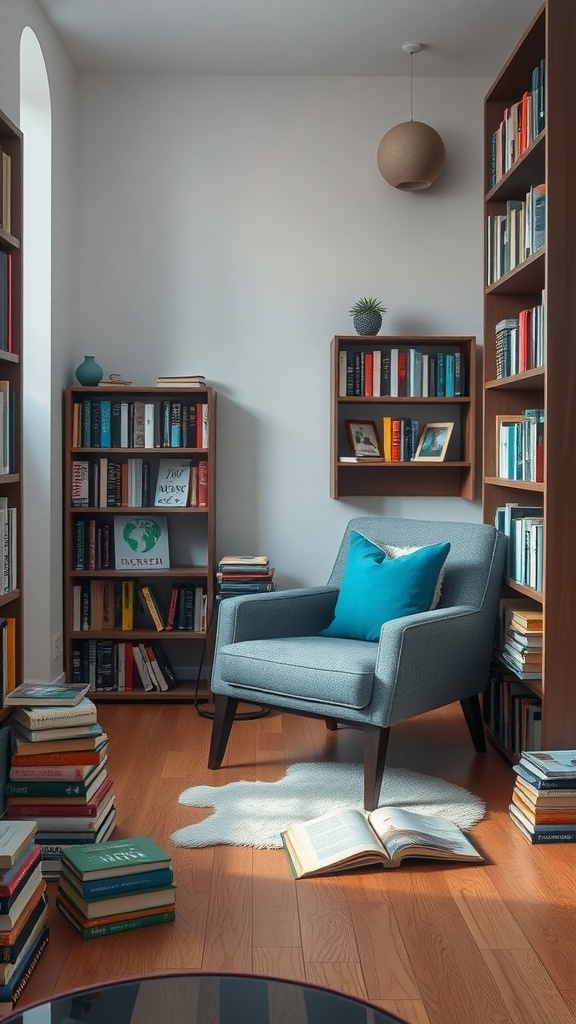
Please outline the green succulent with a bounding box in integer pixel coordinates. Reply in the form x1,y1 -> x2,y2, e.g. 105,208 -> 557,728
349,296 -> 387,316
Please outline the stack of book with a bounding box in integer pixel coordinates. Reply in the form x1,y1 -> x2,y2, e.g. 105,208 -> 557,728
501,606 -> 543,681
56,836 -> 176,939
0,821 -> 49,1015
216,555 -> 276,600
4,683 -> 116,880
509,750 -> 576,843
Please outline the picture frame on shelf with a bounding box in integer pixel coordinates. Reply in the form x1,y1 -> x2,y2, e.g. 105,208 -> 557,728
345,420 -> 383,459
413,422 -> 454,462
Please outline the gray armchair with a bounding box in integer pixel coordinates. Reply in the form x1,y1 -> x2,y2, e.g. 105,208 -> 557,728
208,517 -> 506,810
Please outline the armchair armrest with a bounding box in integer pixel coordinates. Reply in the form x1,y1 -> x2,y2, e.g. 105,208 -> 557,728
214,587 -> 339,645
373,605 -> 491,725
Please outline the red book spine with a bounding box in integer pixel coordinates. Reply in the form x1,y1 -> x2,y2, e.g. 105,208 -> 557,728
518,308 -> 530,372
0,846 -> 40,899
165,585 -> 179,631
363,352 -> 373,397
198,460 -> 208,507
397,351 -> 407,397
391,420 -> 402,462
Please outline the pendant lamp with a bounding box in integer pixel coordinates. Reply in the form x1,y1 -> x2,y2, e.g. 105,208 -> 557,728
377,43 -> 445,191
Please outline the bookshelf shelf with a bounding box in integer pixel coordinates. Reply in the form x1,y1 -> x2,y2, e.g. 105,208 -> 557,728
330,335 -> 476,500
63,384 -> 217,700
482,0 -> 576,756
0,107 -> 23,703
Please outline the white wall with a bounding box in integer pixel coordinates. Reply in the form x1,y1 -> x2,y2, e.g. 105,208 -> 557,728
0,3 -> 492,658
76,73 -> 489,587
0,0 -> 78,678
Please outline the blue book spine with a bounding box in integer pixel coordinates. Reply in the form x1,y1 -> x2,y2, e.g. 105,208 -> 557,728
444,353 -> 455,397
78,867 -> 173,899
99,400 -> 111,447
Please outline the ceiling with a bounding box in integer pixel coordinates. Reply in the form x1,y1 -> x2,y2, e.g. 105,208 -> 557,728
35,0 -> 542,77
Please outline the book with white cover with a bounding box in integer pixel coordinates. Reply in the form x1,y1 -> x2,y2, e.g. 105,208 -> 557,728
9,698 -> 97,732
154,460 -> 191,507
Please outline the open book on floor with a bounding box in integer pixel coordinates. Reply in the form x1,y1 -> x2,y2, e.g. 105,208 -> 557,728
281,806 -> 484,878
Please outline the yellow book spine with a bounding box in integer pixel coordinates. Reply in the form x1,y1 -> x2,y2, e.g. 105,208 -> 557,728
121,580 -> 134,631
382,417 -> 392,461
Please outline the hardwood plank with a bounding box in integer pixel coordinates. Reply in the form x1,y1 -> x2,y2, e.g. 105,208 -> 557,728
304,960 -> 368,999
296,876 -> 361,963
252,849 -> 301,947
374,1000 -> 432,1024
253,946 -> 306,981
481,948 -> 576,1024
444,866 -> 531,950
201,845 -> 253,972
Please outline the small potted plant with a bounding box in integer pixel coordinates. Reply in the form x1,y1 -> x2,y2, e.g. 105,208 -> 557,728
349,296 -> 387,336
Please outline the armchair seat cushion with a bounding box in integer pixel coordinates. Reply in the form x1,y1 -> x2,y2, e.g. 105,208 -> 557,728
219,635 -> 377,709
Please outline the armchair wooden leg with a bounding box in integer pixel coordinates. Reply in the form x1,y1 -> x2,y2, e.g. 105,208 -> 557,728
208,695 -> 240,769
363,725 -> 390,811
460,694 -> 487,753
325,718 -> 339,731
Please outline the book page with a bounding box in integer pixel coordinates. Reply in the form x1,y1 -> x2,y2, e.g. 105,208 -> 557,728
368,806 -> 482,861
284,808 -> 388,873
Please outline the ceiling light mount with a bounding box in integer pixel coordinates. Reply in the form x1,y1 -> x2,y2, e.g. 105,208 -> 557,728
377,42 -> 445,192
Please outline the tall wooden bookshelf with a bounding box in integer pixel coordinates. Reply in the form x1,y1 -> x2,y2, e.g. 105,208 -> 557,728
331,335 -> 475,499
63,385 -> 216,701
0,108 -> 23,709
482,0 -> 576,754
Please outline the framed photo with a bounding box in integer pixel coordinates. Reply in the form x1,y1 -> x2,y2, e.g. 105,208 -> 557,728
413,422 -> 454,462
346,420 -> 383,459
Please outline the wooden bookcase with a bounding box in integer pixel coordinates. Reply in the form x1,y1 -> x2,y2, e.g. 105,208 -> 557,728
63,385 -> 216,701
330,335 -> 476,500
0,108 -> 23,709
482,0 -> 576,754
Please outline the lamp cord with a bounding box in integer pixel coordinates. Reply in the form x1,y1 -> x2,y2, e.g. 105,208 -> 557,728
192,599 -> 270,722
410,51 -> 414,121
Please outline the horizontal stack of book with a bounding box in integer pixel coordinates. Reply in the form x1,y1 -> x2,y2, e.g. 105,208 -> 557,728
56,835 -> 176,939
216,555 -> 276,601
0,820 -> 49,1015
509,750 -> 576,843
501,606 -> 543,682
4,684 -> 116,880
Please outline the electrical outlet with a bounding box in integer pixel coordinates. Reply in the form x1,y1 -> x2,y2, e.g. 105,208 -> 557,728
53,633 -> 63,661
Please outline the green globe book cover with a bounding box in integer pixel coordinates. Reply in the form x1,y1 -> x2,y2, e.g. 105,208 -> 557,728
113,515 -> 170,571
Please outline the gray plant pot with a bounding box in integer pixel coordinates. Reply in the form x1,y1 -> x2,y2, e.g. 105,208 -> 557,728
353,312 -> 383,336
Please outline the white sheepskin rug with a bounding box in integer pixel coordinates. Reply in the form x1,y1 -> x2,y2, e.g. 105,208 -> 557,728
171,762 -> 485,849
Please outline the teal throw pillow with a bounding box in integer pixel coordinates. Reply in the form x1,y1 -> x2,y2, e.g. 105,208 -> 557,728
320,531 -> 450,642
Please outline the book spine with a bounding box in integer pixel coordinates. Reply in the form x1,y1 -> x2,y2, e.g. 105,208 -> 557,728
9,765 -> 92,780
13,706 -> 96,729
77,867 -> 173,899
56,900 -> 175,939
0,928 -> 49,1005
5,779 -> 95,798
198,460 -> 208,507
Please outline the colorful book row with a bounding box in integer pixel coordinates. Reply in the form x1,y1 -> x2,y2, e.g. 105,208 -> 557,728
71,458 -> 208,509
339,347 -> 466,398
72,580 -> 207,634
70,639 -> 178,693
72,398 -> 208,450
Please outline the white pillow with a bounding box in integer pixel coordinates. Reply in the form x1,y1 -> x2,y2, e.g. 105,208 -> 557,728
381,544 -> 445,609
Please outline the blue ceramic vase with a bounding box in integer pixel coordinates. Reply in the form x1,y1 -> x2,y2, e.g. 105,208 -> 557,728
75,355 -> 104,386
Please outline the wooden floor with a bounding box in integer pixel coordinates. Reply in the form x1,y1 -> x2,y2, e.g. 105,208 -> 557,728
16,700 -> 576,1024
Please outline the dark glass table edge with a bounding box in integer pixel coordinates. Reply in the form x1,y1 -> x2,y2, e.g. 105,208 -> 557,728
4,971 -> 408,1024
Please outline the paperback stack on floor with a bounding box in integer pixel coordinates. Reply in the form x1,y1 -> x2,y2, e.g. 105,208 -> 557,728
4,684 -> 116,880
509,749 -> 576,843
56,836 -> 176,939
216,555 -> 276,601
0,821 -> 49,1016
